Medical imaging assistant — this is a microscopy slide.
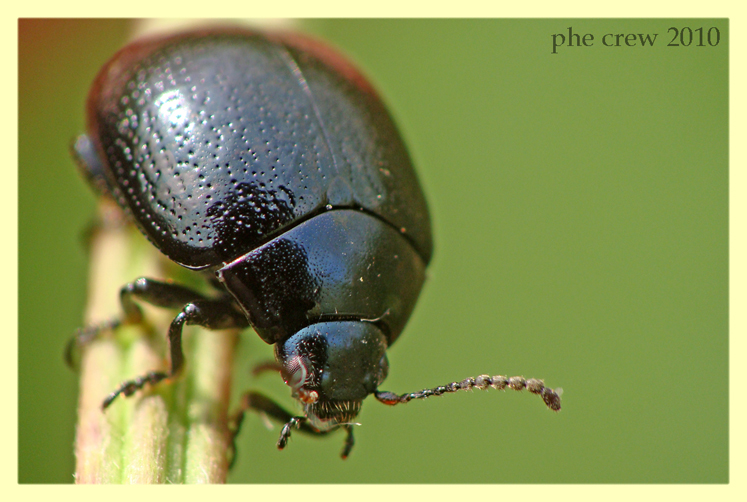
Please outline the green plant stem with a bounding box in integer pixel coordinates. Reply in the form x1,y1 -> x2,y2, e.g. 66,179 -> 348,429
73,201 -> 238,483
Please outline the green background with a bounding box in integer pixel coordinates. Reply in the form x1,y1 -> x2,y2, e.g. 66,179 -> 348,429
19,19 -> 728,483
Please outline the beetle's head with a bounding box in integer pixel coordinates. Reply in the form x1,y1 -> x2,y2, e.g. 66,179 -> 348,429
276,321 -> 389,431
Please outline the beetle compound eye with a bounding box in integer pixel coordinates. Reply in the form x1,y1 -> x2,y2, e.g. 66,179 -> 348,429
282,355 -> 308,388
282,355 -> 319,403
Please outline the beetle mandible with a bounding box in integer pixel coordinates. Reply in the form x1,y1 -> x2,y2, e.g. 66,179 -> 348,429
71,28 -> 561,458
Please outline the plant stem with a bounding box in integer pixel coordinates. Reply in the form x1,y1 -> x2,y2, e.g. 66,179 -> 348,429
73,201 -> 238,483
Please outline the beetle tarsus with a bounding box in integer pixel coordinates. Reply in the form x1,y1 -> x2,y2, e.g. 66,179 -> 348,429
101,370 -> 169,409
278,416 -> 306,450
64,319 -> 121,370
341,424 -> 354,459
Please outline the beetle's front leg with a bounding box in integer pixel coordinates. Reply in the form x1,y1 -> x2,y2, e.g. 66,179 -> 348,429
228,391 -> 353,464
229,391 -> 321,441
276,418 -> 355,460
100,277 -> 249,409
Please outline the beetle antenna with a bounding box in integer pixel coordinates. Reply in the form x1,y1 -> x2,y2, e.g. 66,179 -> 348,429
374,374 -> 561,411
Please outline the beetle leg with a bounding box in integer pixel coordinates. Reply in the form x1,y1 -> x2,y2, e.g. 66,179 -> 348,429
251,360 -> 283,376
67,277 -> 215,369
65,318 -> 121,370
340,424 -> 354,459
229,391 -> 322,440
102,370 -> 170,409
101,278 -> 249,409
228,391 -> 352,465
277,416 -> 306,450
119,277 -> 226,323
71,134 -> 111,198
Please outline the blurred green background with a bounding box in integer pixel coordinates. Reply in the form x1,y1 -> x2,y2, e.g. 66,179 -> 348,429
19,19 -> 727,483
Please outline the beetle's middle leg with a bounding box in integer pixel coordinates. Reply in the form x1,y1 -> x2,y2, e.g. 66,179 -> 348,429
65,277 -> 212,368
96,277 -> 249,409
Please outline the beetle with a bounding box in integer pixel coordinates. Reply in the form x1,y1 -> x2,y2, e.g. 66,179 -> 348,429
71,28 -> 561,459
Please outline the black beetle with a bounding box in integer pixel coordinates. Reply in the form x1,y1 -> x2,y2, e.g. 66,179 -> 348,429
72,28 -> 560,459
